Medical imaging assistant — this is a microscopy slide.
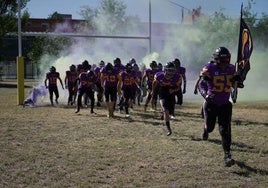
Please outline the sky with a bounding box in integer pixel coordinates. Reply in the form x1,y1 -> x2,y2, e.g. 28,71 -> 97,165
23,0 -> 268,23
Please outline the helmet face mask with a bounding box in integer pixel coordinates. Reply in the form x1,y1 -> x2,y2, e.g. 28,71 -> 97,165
99,60 -> 105,67
164,62 -> 176,77
173,58 -> 181,69
133,63 -> 139,71
213,47 -> 231,65
150,61 -> 158,71
114,58 -> 121,66
50,66 -> 56,73
129,58 -> 136,65
87,70 -> 94,77
105,63 -> 114,73
158,63 -> 163,71
125,63 -> 132,73
70,64 -> 76,72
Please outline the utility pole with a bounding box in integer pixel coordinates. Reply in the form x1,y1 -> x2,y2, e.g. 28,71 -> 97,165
149,0 -> 152,54
17,0 -> 24,105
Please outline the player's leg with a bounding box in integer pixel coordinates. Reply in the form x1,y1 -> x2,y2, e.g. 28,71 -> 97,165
218,101 -> 234,167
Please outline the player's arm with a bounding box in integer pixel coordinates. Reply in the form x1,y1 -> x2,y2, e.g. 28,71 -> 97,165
151,79 -> 158,96
141,71 -> 147,87
182,73 -> 186,94
198,76 -> 209,99
58,76 -> 64,89
64,72 -> 68,89
117,74 -> 122,95
194,76 -> 201,95
100,73 -> 105,88
44,75 -> 48,88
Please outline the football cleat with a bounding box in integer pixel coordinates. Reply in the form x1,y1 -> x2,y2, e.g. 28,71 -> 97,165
167,130 -> 172,136
202,129 -> 208,140
224,152 -> 235,167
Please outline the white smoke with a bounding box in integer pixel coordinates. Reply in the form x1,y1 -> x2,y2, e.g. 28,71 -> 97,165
35,3 -> 267,104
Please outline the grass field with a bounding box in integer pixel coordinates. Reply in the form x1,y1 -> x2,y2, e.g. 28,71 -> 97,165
0,80 -> 267,187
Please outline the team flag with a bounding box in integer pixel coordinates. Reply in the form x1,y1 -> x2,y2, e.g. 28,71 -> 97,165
232,4 -> 253,103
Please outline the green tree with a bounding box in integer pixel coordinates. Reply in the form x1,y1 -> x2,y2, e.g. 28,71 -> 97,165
27,11 -> 72,65
253,13 -> 268,48
0,0 -> 29,48
79,0 -> 141,35
181,0 -> 266,71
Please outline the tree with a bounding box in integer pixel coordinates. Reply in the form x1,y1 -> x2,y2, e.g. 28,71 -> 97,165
79,0 -> 141,35
0,0 -> 29,47
27,11 -> 73,65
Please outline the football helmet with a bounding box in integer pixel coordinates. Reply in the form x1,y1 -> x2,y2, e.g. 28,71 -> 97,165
105,62 -> 114,72
164,62 -> 176,77
173,58 -> 181,69
158,63 -> 163,71
213,47 -> 231,64
132,63 -> 139,71
69,64 -> 76,72
87,70 -> 94,77
99,60 -> 105,67
150,61 -> 158,70
125,63 -> 132,73
129,58 -> 136,65
113,57 -> 121,66
82,60 -> 91,70
50,66 -> 56,73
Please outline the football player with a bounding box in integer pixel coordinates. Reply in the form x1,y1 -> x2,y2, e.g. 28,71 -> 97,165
152,62 -> 181,136
198,47 -> 240,167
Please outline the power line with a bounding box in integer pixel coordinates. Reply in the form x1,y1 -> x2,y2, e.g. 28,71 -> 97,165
168,0 -> 191,23
168,0 -> 190,11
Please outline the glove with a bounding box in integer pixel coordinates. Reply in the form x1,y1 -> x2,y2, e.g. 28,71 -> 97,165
183,87 -> 186,94
205,94 -> 215,104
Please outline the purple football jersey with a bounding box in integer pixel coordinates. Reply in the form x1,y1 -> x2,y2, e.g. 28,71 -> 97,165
78,72 -> 97,89
119,71 -> 136,89
46,72 -> 60,88
155,72 -> 181,88
200,63 -> 235,105
145,68 -> 158,86
101,69 -> 119,87
65,70 -> 78,86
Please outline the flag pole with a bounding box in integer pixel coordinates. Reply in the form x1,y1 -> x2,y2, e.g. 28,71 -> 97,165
236,3 -> 243,63
232,3 -> 243,103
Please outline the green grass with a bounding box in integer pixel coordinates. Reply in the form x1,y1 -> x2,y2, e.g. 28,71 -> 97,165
0,81 -> 267,187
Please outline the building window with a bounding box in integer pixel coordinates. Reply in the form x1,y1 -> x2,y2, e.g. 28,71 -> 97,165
26,22 -> 32,28
41,23 -> 49,30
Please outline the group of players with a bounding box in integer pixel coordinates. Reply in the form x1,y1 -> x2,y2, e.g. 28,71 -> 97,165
44,46 -> 242,167
44,57 -> 187,118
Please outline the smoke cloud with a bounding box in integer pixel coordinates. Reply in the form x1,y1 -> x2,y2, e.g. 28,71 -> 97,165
34,5 -> 267,105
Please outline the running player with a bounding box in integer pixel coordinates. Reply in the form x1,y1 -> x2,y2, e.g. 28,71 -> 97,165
100,62 -> 120,117
142,61 -> 159,112
117,63 -> 138,117
75,70 -> 97,114
64,64 -> 78,105
44,66 -> 64,106
152,62 -> 181,136
94,60 -> 105,107
173,58 -> 186,105
198,47 -> 240,167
